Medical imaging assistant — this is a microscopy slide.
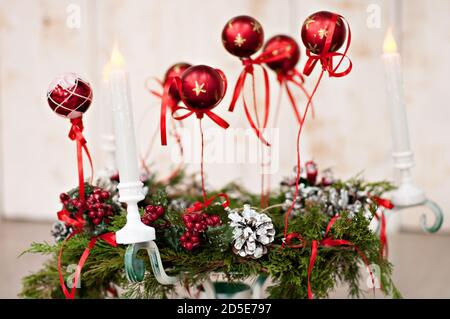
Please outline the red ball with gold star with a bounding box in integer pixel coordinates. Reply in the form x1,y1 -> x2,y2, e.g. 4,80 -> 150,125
180,65 -> 226,112
222,15 -> 264,58
263,35 -> 300,74
47,73 -> 93,119
163,62 -> 192,105
300,11 -> 347,54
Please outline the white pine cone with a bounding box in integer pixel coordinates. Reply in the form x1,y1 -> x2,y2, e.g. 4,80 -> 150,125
228,205 -> 275,259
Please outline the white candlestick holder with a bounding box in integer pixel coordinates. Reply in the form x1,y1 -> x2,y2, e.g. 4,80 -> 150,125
389,151 -> 443,233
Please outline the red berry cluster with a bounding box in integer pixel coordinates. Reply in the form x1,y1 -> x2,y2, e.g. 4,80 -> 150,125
141,205 -> 165,226
179,213 -> 221,251
59,188 -> 113,226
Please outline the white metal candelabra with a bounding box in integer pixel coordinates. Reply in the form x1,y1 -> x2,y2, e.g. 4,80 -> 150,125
108,46 -> 180,285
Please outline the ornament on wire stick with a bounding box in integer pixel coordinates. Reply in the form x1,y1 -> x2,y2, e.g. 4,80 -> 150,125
160,64 -> 229,145
160,65 -> 230,216
222,15 -> 290,146
263,34 -> 315,126
47,73 -> 94,210
283,11 -> 352,253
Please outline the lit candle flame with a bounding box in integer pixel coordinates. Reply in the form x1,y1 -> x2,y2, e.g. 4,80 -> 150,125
383,28 -> 398,54
110,43 -> 125,67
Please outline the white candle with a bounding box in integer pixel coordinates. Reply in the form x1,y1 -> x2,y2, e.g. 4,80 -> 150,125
109,45 -> 155,244
382,29 -> 411,153
382,28 -> 425,206
100,62 -> 116,171
109,47 -> 140,183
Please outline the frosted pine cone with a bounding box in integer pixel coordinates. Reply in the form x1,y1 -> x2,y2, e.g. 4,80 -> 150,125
228,204 -> 275,259
51,221 -> 72,243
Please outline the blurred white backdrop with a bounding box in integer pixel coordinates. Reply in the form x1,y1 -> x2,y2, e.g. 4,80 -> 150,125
0,0 -> 449,233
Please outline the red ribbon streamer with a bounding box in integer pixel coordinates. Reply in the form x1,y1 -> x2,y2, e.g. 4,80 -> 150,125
228,48 -> 293,146
160,73 -> 229,146
285,215 -> 375,299
56,209 -> 117,299
372,196 -> 394,258
186,193 -> 230,214
144,78 -> 185,182
277,69 -> 315,125
68,117 -> 93,213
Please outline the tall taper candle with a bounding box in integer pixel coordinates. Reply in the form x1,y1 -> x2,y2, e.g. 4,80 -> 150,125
382,29 -> 411,153
109,45 -> 154,243
101,62 -> 116,171
382,28 -> 425,206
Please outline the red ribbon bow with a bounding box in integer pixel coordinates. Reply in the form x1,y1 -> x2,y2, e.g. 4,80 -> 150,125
56,209 -> 117,299
160,71 -> 230,146
302,14 -> 352,78
68,117 -> 93,208
285,215 -> 375,299
185,193 -> 230,213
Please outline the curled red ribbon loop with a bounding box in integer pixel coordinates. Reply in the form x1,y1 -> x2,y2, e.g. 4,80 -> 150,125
302,14 -> 352,78
56,210 -> 117,299
186,193 -> 230,214
285,215 -> 375,299
160,74 -> 229,146
68,117 -> 93,208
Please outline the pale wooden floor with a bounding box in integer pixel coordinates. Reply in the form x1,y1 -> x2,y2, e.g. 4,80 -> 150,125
1,220 -> 449,299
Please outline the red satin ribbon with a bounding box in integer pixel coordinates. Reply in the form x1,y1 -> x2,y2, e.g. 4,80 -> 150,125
372,196 -> 394,258
56,209 -> 117,299
68,117 -> 93,212
185,193 -> 230,214
277,69 -> 315,125
160,73 -> 229,146
228,48 -> 292,146
285,215 -> 375,299
144,77 -> 185,182
303,14 -> 352,78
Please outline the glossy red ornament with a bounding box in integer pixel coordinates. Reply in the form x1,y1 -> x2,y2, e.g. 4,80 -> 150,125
300,11 -> 346,54
180,65 -> 226,112
47,73 -> 93,119
305,160 -> 318,185
163,62 -> 192,105
263,35 -> 301,74
222,15 -> 264,58
163,62 -> 192,83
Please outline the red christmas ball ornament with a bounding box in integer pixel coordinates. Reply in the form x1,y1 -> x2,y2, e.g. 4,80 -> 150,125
47,73 -> 93,119
301,11 -> 347,54
222,15 -> 264,58
263,35 -> 301,74
163,62 -> 192,84
305,160 -> 318,185
180,65 -> 226,112
163,62 -> 192,104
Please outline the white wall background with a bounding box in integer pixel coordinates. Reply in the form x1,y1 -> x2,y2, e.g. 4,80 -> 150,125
0,0 -> 449,232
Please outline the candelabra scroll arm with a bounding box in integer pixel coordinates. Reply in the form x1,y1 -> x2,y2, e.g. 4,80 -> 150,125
420,199 -> 444,233
124,241 -> 180,285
